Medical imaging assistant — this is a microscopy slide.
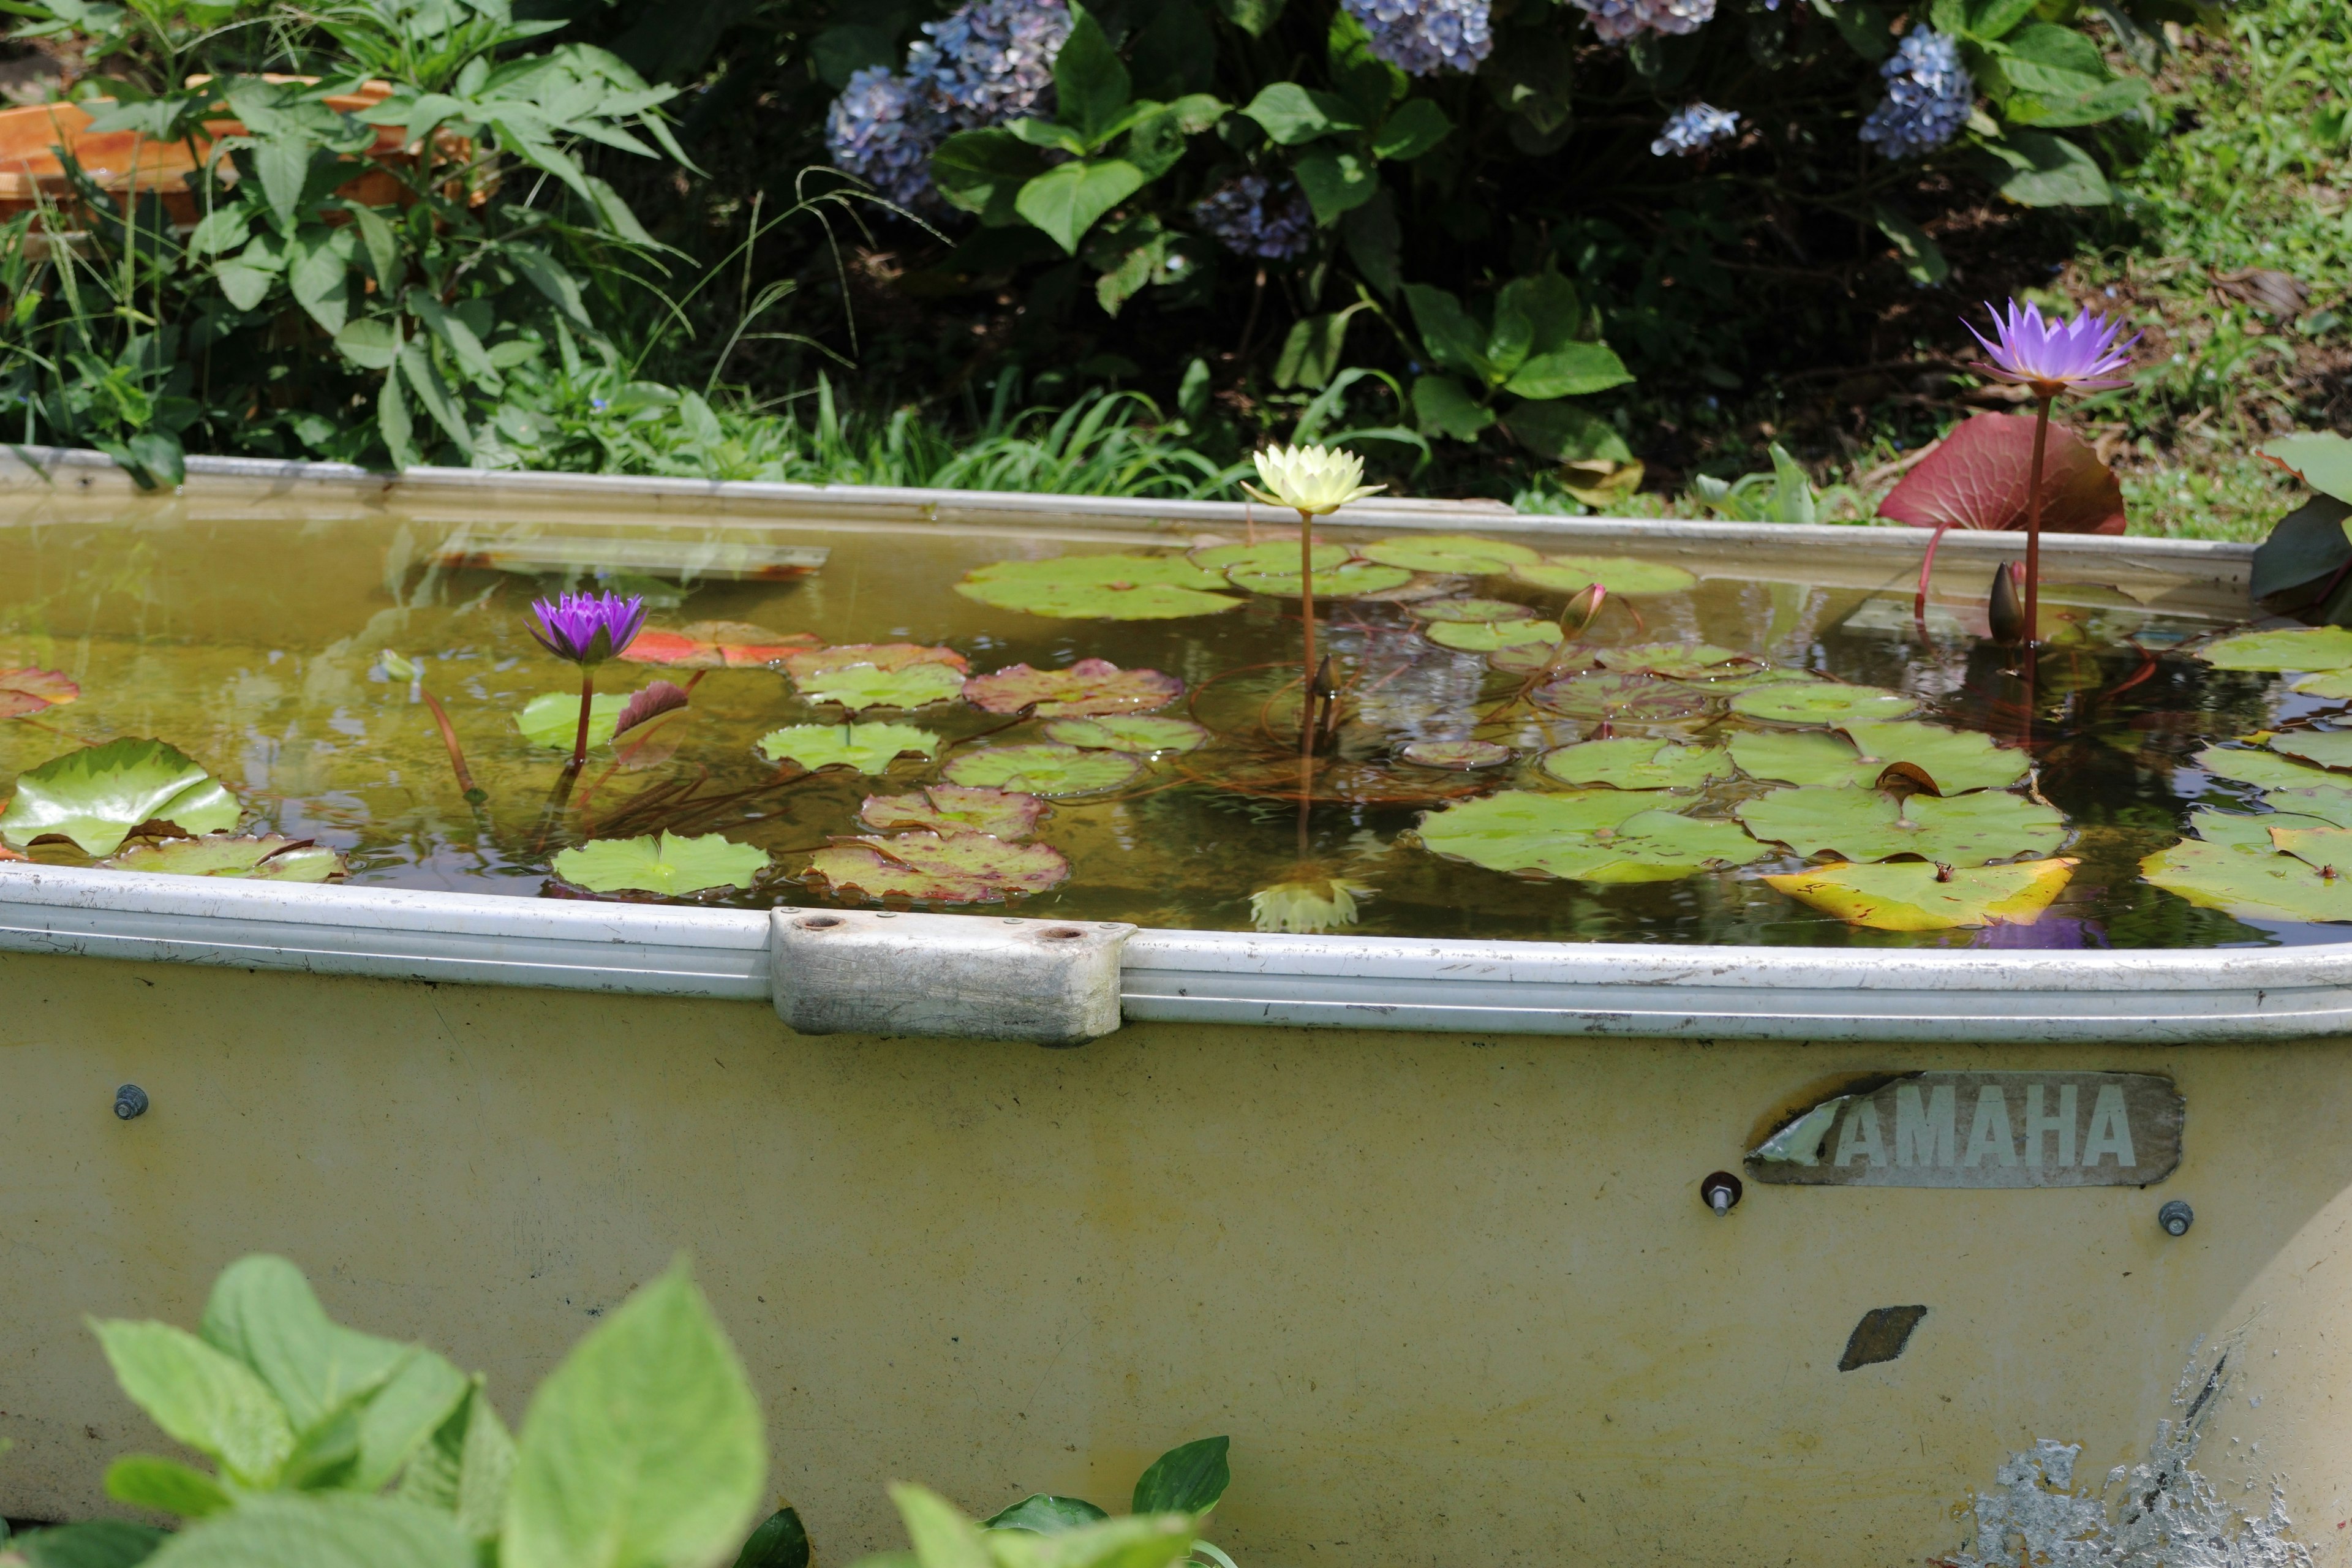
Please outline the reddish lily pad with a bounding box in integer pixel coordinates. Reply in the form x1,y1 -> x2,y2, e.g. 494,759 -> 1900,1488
1877,411 -> 2127,535
859,785 -> 1049,840
1412,598 -> 1539,624
1360,535 -> 1541,574
1042,715 -> 1209,753
963,660 -> 1183,717
619,621 -> 818,669
756,722 -> 939,773
1766,858 -> 2079,931
1512,556 -> 1697,595
100,834 -> 345,882
784,643 -> 968,680
0,667 -> 78,719
549,832 -> 769,897
1191,540 -> 1351,573
612,680 -> 693,769
801,831 -> 1071,904
942,743 -> 1143,794
1594,643 -> 1752,679
1540,737 -> 1730,790
1400,739 -> 1513,769
1531,671 -> 1713,722
956,554 -> 1240,619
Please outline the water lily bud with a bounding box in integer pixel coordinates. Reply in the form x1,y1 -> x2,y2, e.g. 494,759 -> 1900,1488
1988,562 -> 2027,644
380,650 -> 420,682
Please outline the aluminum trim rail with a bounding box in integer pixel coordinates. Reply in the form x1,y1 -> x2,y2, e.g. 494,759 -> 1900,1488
0,867 -> 2346,1042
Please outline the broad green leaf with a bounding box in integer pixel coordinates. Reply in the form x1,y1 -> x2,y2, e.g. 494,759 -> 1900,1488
100,834 -> 344,883
1273,311 -> 1357,390
793,662 -> 968,711
253,135 -> 318,234
1411,597 -> 1539,622
861,786 -> 1050,839
2196,744 -> 2345,791
1729,682 -> 1920,725
104,1455 -> 233,1519
1735,785 -> 2065,864
1016,159 -> 1147,254
1239,83 -> 1361,145
2143,837 -> 2352,923
1425,618 -> 1562,652
341,200 -> 400,292
515,692 -> 628,749
756,723 -> 940,773
888,1484 -> 992,1568
1042,716 -> 1210,753
1502,342 -> 1632,401
1975,129 -> 2112,206
1812,0 -> 1893,58
1291,146 -> 1377,222
2269,731 -> 2352,772
1416,790 -> 1765,883
1500,400 -> 1633,465
2179,806 -> 2342,851
143,1493 -> 471,1568
407,288 -> 502,389
286,225 -> 356,334
399,1385 -> 514,1544
1189,540 -> 1351,573
1412,375 -> 1496,442
10,1521 -> 168,1568
503,1263 -> 765,1568
1371,97 -> 1449,160
736,1507 -> 814,1568
551,832 -> 770,896
398,341 -> 473,454
963,658 -> 1182,716
1401,285 -> 1495,382
1216,0 -> 1287,34
1399,739 -> 1513,769
1731,722 -> 2026,793
0,738 -> 240,855
89,1319 -> 295,1486
334,317 -> 400,371
986,1515 -> 1197,1568
1872,204 -> 1950,284
2199,625 -> 2352,672
1054,4 -> 1133,144
214,255 -> 277,311
1226,561 -> 1417,598
379,375 -> 418,471
941,742 -> 1143,795
956,556 -> 1239,620
801,831 -> 1072,903
1540,737 -> 1730,790
1531,671 -> 1713,721
352,1350 -> 471,1493
984,1497 -> 1112,1536
198,1254 -> 412,1437
1964,0 -> 2040,38
1361,535 -> 1539,573
1593,643 -> 1751,678
1512,556 -> 1695,595
1132,1435 -> 1231,1514
2260,432 -> 2352,507
931,129 -> 1054,225
508,248 -> 597,332
1766,857 -> 2076,930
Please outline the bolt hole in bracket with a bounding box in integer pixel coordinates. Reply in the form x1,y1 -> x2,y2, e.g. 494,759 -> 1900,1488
770,909 -> 1137,1047
1700,1170 -> 1743,1215
2160,1199 -> 2194,1236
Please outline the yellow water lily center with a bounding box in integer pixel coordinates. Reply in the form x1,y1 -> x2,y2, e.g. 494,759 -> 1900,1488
1241,443 -> 1387,516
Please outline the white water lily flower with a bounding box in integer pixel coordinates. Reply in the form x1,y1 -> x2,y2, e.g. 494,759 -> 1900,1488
1241,443 -> 1387,516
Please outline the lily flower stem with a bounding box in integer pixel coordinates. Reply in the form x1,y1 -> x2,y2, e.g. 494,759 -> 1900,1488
1297,506 -> 1317,757
570,668 -> 596,771
2024,392 -> 2052,649
418,687 -> 483,802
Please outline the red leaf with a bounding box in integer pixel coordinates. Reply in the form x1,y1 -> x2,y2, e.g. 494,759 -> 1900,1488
612,680 -> 692,771
782,643 -> 970,680
619,622 -> 819,669
1877,412 -> 2125,535
0,667 -> 78,718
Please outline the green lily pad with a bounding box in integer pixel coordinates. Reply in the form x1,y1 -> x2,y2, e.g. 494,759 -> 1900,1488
99,834 -> 345,882
1190,540 -> 1352,573
1490,643 -> 1598,676
1703,666 -> 1823,693
756,723 -> 940,773
1042,715 -> 1209,753
1594,643 -> 1751,679
1735,785 -> 2065,865
1530,671 -> 1713,722
956,554 -> 1240,620
1227,561 -> 1418,598
2294,670 -> 2352,699
516,692 -> 630,749
0,666 -> 78,719
2177,806 -> 2342,851
1360,535 -> 1540,573
1399,739 -> 1513,769
551,832 -> 770,896
1427,619 -> 1563,652
2263,784 -> 2352,826
2195,744 -> 2345,791
784,643 -> 968,680
0,739 -> 240,856
1732,723 -> 2027,793
963,660 -> 1183,717
941,742 -> 1143,795
2269,730 -> 2352,772
1412,598 -> 1539,624
793,662 -> 969,711
801,831 -> 1071,904
1512,555 -> 1698,595
1415,788 -> 1766,883
2197,625 -> 2352,672
860,785 -> 1049,839
1730,682 -> 1921,725
1766,858 -> 2079,931
2142,837 -> 2352,923
1540,737 -> 1731,790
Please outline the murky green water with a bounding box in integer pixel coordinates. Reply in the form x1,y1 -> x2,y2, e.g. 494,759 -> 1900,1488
0,506 -> 2327,948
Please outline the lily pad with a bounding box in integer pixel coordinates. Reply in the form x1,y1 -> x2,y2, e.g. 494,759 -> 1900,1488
2197,625 -> 2352,673
1512,555 -> 1698,595
1412,597 -> 1539,624
859,785 -> 1049,840
942,743 -> 1143,795
1427,619 -> 1562,652
516,692 -> 629,749
0,667 -> 78,719
956,554 -> 1240,619
619,621 -> 818,669
756,723 -> 940,773
2293,670 -> 2352,699
1729,682 -> 1921,725
1735,785 -> 2065,865
1190,540 -> 1352,573
1491,643 -> 1598,676
1531,671 -> 1713,722
1399,739 -> 1514,769
99,834 -> 344,882
0,739 -> 240,855
1731,722 -> 2027,793
793,662 -> 970,711
550,832 -> 770,896
612,682 -> 693,770
1594,643 -> 1751,679
2179,806 -> 2343,851
2194,744 -> 2343,791
1703,666 -> 1823,693
2142,837 -> 2352,923
1415,789 -> 1768,883
1227,561 -> 1417,598
963,659 -> 1183,717
2268,730 -> 2352,772
1042,715 -> 1209,753
1765,858 -> 2079,931
2263,783 -> 2352,827
1540,737 -> 1730,790
802,831 -> 1071,904
1360,535 -> 1540,573
784,643 -> 968,680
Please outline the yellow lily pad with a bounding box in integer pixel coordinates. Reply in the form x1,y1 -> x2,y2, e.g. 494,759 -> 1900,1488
1766,858 -> 2078,931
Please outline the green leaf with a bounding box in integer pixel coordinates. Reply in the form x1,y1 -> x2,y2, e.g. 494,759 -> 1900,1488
104,1456 -> 233,1519
334,317 -> 400,371
940,742 -> 1144,795
2195,744 -> 2343,792
1424,618 -> 1561,652
1412,375 -> 1496,441
802,831 -> 1073,903
1240,83 -> 1362,145
1542,738 -> 1732,790
11,1522 -> 168,1568
89,1319 -> 294,1486
516,692 -> 628,748
198,1255 -> 412,1436
503,1262 -> 766,1568
793,661 -> 968,710
1054,4 -> 1133,145
1974,129 -> 2112,206
508,247 -> 597,333
214,256 -> 277,312
984,1498 -> 1112,1536
933,129 -> 1055,225
253,135 -> 318,233
398,1385 -> 514,1542
1735,785 -> 2065,864
189,206 -> 251,257
1501,399 -> 1632,464
1017,159 -> 1148,253
1371,97 -> 1450,161
397,341 -> 473,454
1964,0 -> 2040,38
1041,715 -> 1210,754
1,738 -> 239,856
1226,560 -> 1417,598
1340,192 -> 1401,296
889,1484 -> 992,1568
1215,0 -> 1286,34
736,1507 -> 814,1568
99,834 -> 345,882
1766,857 -> 2077,930
1364,536 -> 1539,573
340,200 -> 401,292
142,1494 -> 471,1568
1402,284 -> 1496,382
2269,731 -> 2352,772
1415,790 -> 1767,883
352,1350 -> 472,1494
407,288 -> 502,389
2143,835 -> 2352,923
1810,0 -> 1893,58
551,832 -> 771,895
1728,682 -> 1921,725
379,376 -> 418,471
1133,1436 -> 1231,1515
1871,204 -> 1950,284
1732,721 -> 2027,793
756,722 -> 941,773
956,555 -> 1239,620
1502,342 -> 1632,401
1291,146 -> 1377,222
961,659 -> 1182,716
2197,625 -> 2352,671
1274,310 -> 1359,390
1994,27 -> 2147,126
1009,116 -> 1092,156
2260,433 -> 2352,507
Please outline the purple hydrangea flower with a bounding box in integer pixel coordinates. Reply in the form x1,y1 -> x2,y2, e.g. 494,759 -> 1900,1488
1965,299 -> 2139,394
1341,0 -> 1492,75
1651,102 -> 1741,157
826,66 -> 950,210
1193,175 -> 1314,261
1572,0 -> 1714,43
1858,29 -> 1972,159
527,592 -> 647,666
905,0 -> 1069,125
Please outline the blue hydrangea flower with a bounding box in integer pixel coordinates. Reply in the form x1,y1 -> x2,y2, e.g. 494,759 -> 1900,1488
905,0 -> 1069,125
1192,175 -> 1314,262
1858,28 -> 1973,159
1572,0 -> 1714,43
1651,102 -> 1741,157
825,66 -> 948,209
1341,0 -> 1493,75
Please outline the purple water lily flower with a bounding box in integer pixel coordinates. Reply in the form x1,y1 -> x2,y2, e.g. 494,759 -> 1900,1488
1965,300 -> 2138,396
527,592 -> 647,668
